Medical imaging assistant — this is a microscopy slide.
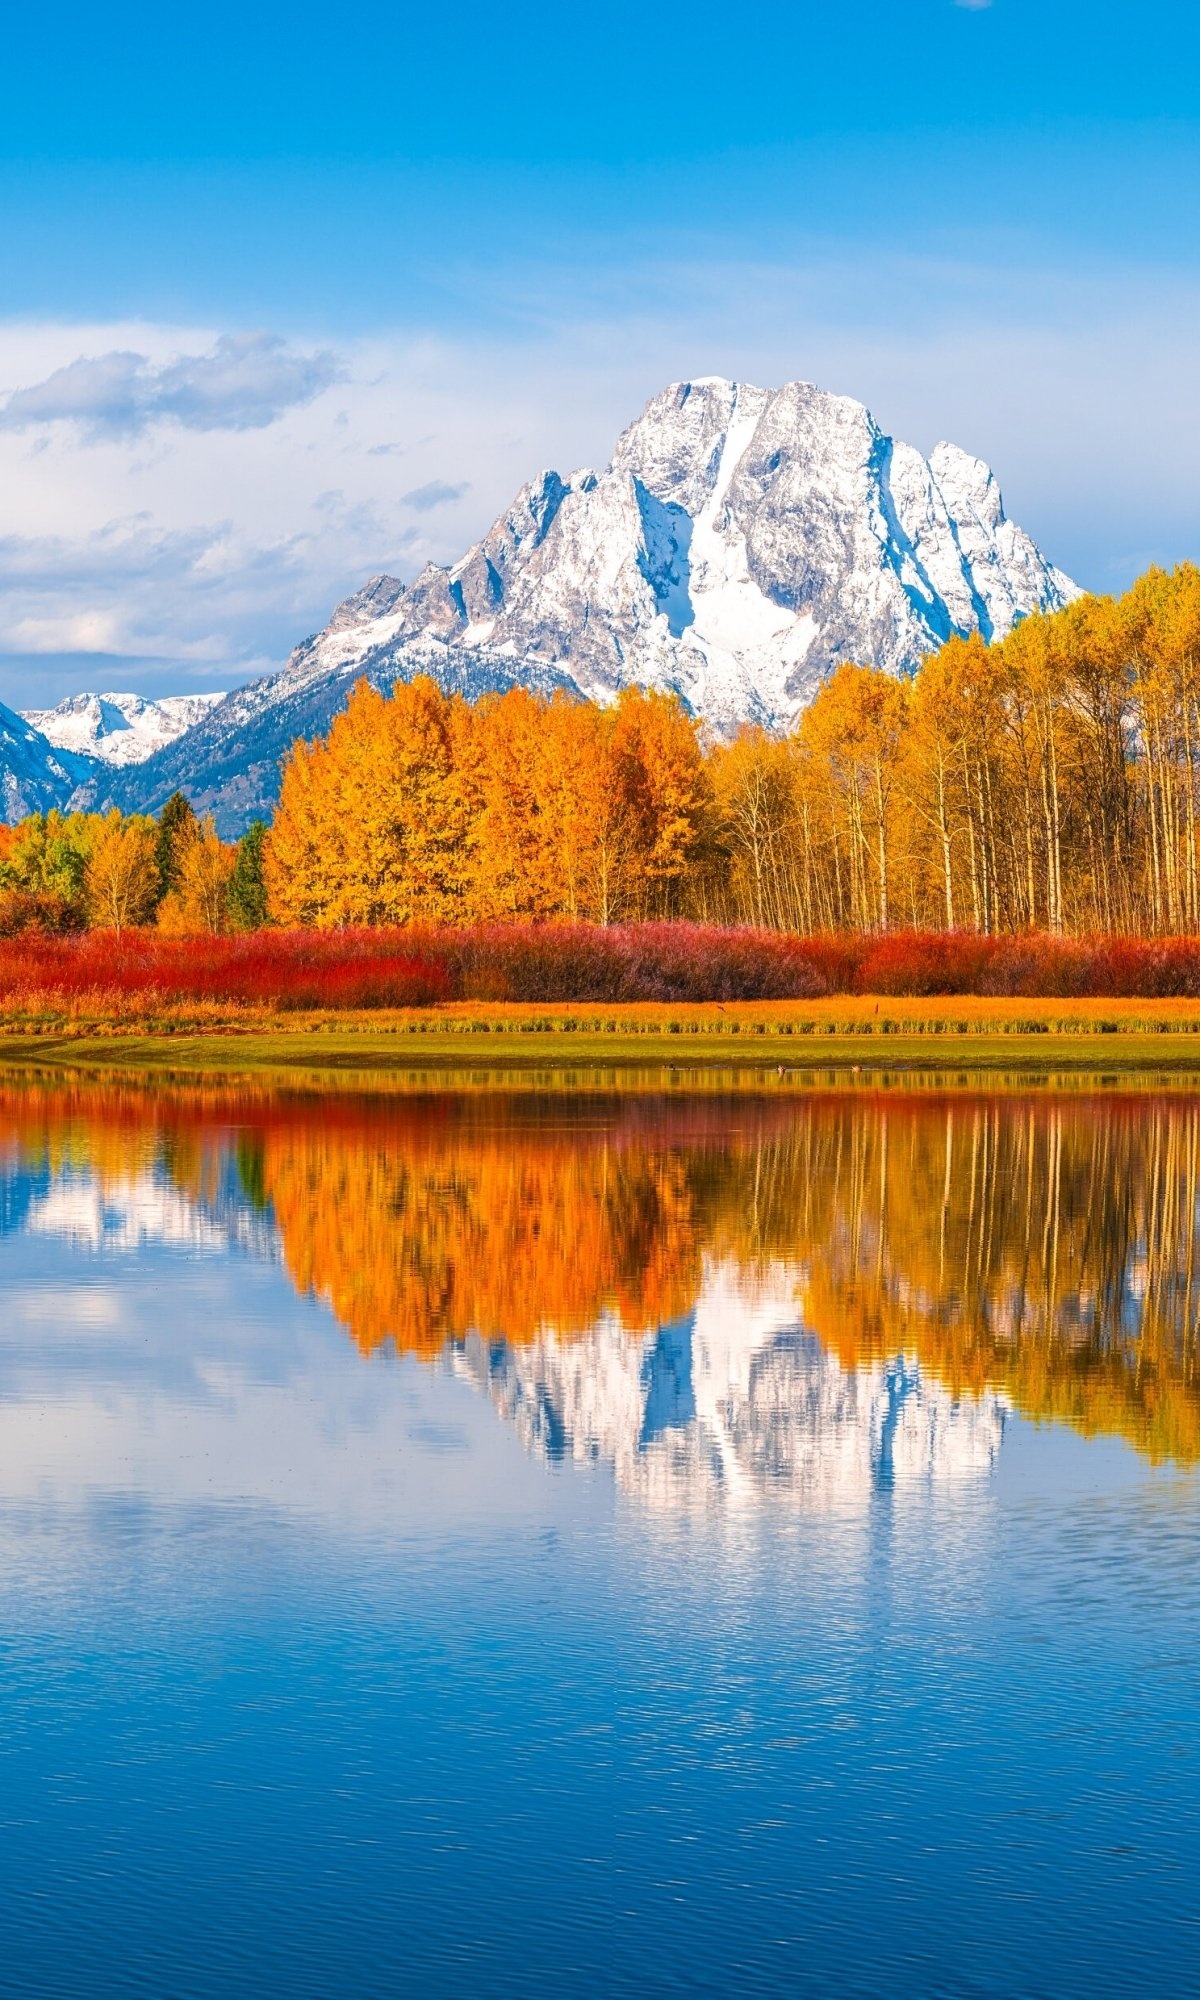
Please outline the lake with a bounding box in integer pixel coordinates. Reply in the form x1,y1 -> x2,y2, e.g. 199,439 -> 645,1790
2,1071 -> 1198,1997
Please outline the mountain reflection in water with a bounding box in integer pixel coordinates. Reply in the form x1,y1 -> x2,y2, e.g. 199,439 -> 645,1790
2,1078 -> 1199,1485
453,1270 -> 1005,1512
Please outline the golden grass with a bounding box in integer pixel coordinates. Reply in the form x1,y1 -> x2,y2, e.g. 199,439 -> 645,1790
384,996 -> 1200,1033
8,992 -> 1200,1035
4,1026 -> 1200,1087
5,994 -> 1200,1081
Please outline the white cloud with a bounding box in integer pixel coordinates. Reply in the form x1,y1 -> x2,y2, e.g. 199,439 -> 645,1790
402,478 -> 470,511
0,332 -> 344,442
0,514 -> 292,668
8,610 -> 126,654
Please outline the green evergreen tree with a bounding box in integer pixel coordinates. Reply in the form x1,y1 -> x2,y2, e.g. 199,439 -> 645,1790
227,820 -> 269,930
154,791 -> 196,904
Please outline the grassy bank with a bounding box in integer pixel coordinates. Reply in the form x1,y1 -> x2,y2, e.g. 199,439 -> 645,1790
5,996 -> 1200,1078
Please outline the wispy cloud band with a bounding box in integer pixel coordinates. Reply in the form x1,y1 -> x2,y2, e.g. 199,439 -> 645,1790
0,332 -> 344,441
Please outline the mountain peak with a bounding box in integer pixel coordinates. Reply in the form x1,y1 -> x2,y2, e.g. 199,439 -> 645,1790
359,374 -> 1078,732
0,375 -> 1080,830
326,574 -> 406,630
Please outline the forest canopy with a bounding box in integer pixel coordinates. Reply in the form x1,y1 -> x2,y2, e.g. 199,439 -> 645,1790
265,563 -> 1200,937
4,562 -> 1200,939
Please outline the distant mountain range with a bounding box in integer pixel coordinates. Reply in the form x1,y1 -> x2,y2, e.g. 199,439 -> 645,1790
1,377 -> 1079,835
25,690 -> 224,768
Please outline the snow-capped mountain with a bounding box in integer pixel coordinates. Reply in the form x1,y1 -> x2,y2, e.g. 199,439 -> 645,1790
374,378 -> 1077,732
22,690 -> 223,768
0,700 -> 92,821
0,376 -> 1078,830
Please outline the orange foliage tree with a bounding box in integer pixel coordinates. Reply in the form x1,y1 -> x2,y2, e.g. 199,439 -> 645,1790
266,676 -> 713,928
265,677 -> 480,926
157,817 -> 237,934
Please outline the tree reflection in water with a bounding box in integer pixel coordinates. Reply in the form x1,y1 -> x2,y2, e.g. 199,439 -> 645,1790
3,1078 -> 1199,1470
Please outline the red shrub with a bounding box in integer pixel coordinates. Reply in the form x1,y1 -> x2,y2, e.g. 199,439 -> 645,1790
5,922 -> 1200,1010
421,923 -> 837,1003
0,930 -> 450,1010
0,889 -> 86,938
850,932 -> 988,996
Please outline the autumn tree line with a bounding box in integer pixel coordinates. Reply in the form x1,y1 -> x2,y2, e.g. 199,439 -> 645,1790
0,793 -> 267,937
5,562 -> 1200,938
265,563 -> 1200,936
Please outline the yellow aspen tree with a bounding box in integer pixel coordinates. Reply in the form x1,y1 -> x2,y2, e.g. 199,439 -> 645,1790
708,728 -> 797,928
536,696 -> 609,920
157,818 -> 236,934
86,812 -> 159,932
902,647 -> 979,929
267,676 -> 479,926
264,733 -> 346,926
611,687 -> 713,918
471,688 -> 561,919
561,701 -> 643,925
799,664 -> 908,929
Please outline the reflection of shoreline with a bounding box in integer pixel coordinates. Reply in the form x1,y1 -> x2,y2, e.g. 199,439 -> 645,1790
453,1261 -> 1007,1512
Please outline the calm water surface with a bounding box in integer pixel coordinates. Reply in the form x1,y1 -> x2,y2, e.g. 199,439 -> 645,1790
1,1075 -> 1198,1997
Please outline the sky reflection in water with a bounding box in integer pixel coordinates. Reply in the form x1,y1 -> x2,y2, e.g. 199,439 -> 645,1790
0,1077 -> 1198,1998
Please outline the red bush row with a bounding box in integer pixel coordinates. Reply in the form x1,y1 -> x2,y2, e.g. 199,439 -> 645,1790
448,926 -> 1200,1000
5,923 -> 1200,1007
807,930 -> 1200,999
0,930 -> 451,1009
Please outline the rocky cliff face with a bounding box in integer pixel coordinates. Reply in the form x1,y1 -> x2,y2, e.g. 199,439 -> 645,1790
0,377 -> 1078,829
0,700 -> 92,821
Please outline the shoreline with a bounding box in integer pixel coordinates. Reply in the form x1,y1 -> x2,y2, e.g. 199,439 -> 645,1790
4,1000 -> 1200,1081
4,998 -> 1200,1081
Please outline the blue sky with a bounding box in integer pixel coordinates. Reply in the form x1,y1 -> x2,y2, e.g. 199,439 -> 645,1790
0,0 -> 1197,704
